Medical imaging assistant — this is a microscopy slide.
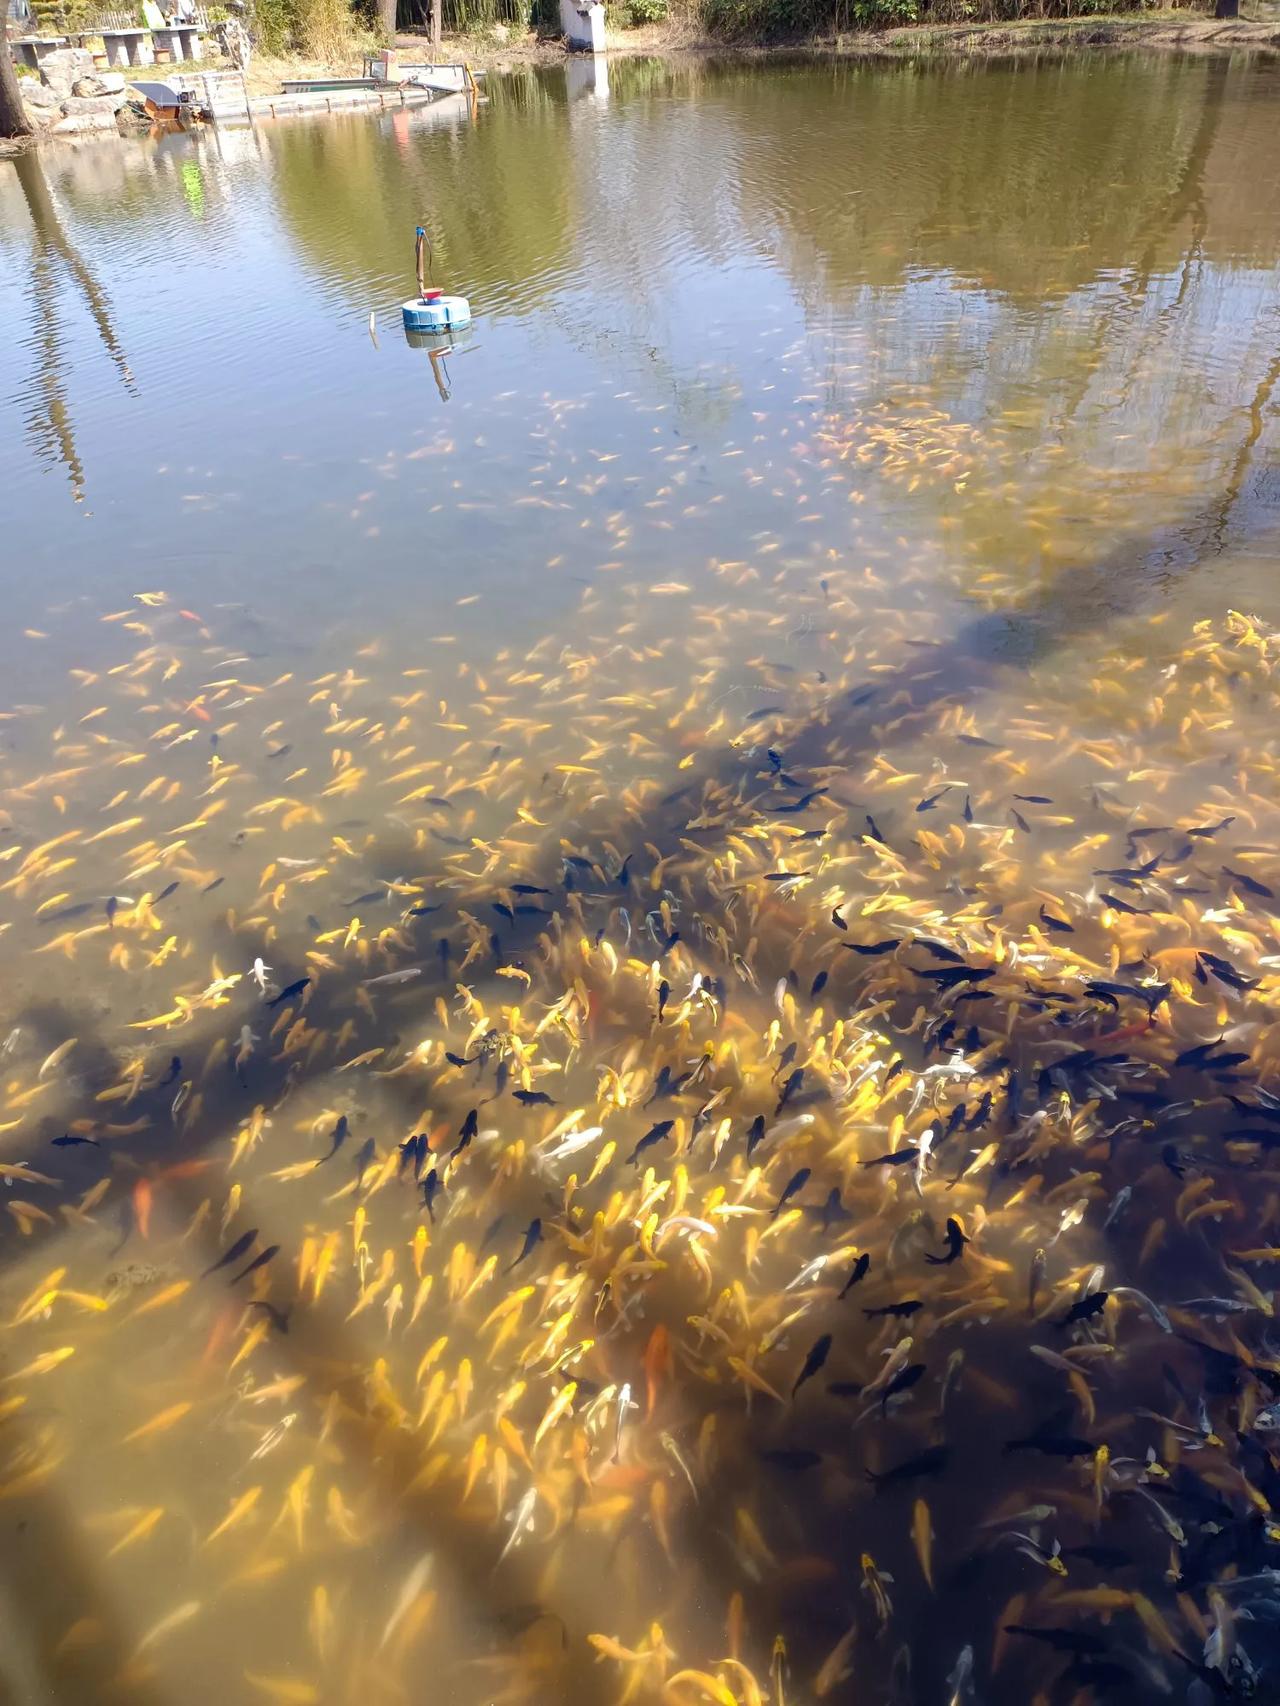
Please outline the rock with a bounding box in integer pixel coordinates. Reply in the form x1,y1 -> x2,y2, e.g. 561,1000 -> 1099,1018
21,78 -> 61,108
52,109 -> 121,133
60,92 -> 123,115
60,93 -> 124,117
40,47 -> 95,98
98,70 -> 127,94
71,75 -> 109,97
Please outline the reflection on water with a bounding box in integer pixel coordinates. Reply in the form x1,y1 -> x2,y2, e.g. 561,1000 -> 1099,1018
0,49 -> 1279,1706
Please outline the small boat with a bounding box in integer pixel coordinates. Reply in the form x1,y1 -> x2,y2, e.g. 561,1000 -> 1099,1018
280,64 -> 481,97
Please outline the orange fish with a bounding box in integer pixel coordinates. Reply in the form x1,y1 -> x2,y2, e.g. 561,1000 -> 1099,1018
644,1323 -> 671,1419
133,1178 -> 153,1240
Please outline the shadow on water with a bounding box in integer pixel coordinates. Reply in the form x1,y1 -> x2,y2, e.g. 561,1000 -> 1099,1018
1,53 -> 1279,1702
2,404 -> 1277,1698
11,150 -> 135,505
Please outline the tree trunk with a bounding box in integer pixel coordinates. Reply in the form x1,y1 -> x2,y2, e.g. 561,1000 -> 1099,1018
377,0 -> 397,40
0,9 -> 35,140
430,0 -> 441,50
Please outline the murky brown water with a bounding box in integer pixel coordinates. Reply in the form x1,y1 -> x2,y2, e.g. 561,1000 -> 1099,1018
0,49 -> 1279,1706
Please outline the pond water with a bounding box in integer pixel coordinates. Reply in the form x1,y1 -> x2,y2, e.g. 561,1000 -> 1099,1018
0,48 -> 1279,1706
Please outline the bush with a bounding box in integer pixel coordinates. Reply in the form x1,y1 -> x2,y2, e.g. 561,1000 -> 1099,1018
626,0 -> 668,22
251,0 -> 292,53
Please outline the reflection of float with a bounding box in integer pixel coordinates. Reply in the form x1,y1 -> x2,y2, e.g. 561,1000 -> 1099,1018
403,329 -> 462,402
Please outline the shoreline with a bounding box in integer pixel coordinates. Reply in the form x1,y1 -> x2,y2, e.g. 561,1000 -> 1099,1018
5,9 -> 1276,157
437,11 -> 1280,70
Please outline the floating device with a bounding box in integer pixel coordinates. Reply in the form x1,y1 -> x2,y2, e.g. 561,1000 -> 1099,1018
402,226 -> 470,333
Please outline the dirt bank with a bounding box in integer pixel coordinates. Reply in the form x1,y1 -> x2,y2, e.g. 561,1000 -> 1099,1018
418,9 -> 1280,69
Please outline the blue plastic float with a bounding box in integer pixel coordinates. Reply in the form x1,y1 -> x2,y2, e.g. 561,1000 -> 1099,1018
402,226 -> 470,333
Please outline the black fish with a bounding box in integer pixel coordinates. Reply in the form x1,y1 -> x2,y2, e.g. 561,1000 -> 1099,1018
760,1449 -> 821,1471
1062,1544 -> 1133,1568
628,1120 -> 674,1166
839,1252 -> 870,1298
657,980 -> 670,1021
157,1055 -> 182,1087
1004,1432 -> 1095,1459
511,884 -> 551,896
506,1218 -> 543,1273
105,896 -> 118,927
963,793 -> 973,823
771,1167 -> 810,1220
965,1092 -> 993,1131
879,1362 -> 926,1410
1059,1291 -> 1109,1327
1015,794 -> 1053,804
201,1229 -> 257,1279
39,902 -> 95,925
792,1333 -> 832,1399
249,1301 -> 290,1334
915,964 -> 995,988
512,1090 -> 556,1108
421,1169 -> 442,1221
864,814 -> 888,844
813,1187 -> 852,1233
746,1114 -> 767,1158
943,1103 -> 968,1139
1223,867 -> 1274,899
267,977 -> 310,1009
352,1138 -> 376,1186
809,970 -> 828,999
917,939 -> 965,965
842,939 -> 900,956
453,1108 -> 479,1160
445,1051 -> 479,1068
647,1066 -> 690,1104
861,1148 -> 919,1169
346,891 -> 384,908
51,1132 -> 99,1148
1038,906 -> 1074,934
317,1115 -> 348,1164
155,881 -> 180,902
831,908 -> 847,932
231,1244 -> 279,1284
1187,817 -> 1236,837
864,1300 -> 923,1320
925,1218 -> 968,1265
867,1444 -> 948,1489
1100,892 -> 1151,915
493,901 -> 515,924
1005,1626 -> 1108,1657
776,788 -> 828,814
916,788 -> 951,813
774,1069 -> 804,1114
1010,808 -> 1031,833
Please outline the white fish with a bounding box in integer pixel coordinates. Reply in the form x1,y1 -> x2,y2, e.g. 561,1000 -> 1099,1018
612,1381 -> 634,1462
542,1125 -> 604,1161
250,957 -> 271,992
136,1599 -> 201,1654
378,1552 -> 433,1649
495,1487 -> 537,1569
652,1215 -> 717,1248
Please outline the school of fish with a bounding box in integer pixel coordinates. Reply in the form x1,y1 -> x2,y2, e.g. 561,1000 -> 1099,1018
0,510 -> 1279,1706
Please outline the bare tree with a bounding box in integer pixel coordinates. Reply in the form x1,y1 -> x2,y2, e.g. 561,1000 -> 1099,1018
1,6 -> 35,140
